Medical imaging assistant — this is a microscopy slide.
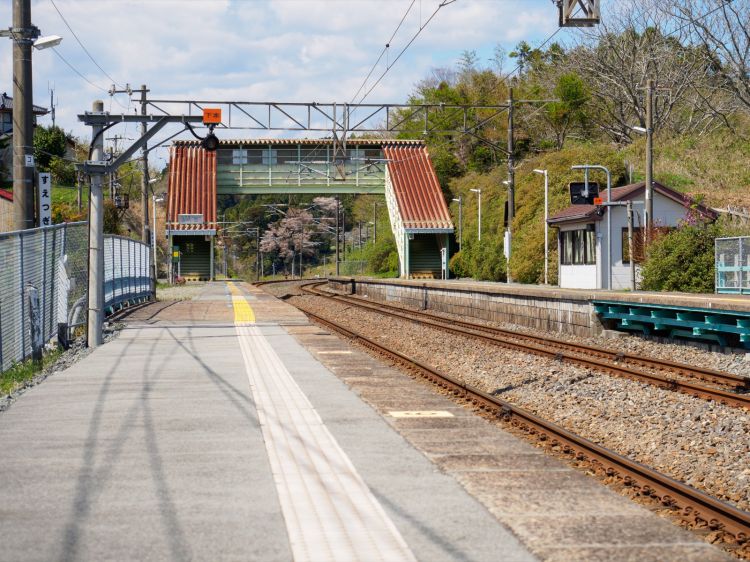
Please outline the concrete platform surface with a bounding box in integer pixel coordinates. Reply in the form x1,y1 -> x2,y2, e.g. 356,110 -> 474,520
0,281 -> 534,562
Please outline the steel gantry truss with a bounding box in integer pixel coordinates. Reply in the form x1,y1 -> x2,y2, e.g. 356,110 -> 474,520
78,95 -> 557,346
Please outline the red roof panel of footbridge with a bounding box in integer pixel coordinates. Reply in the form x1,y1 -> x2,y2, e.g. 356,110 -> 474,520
167,144 -> 217,230
382,144 -> 454,231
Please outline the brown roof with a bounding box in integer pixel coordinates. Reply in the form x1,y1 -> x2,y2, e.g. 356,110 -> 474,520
547,181 -> 718,225
167,144 -> 217,230
382,144 -> 454,231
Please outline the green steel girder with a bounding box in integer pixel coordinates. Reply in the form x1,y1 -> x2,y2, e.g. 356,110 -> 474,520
594,300 -> 750,348
216,185 -> 385,195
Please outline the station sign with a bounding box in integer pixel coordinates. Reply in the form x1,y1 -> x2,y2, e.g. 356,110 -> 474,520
177,213 -> 204,224
202,108 -> 222,124
38,172 -> 51,227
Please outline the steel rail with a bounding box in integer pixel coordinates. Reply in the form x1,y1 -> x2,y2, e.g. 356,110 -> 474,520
295,304 -> 750,545
299,283 -> 750,410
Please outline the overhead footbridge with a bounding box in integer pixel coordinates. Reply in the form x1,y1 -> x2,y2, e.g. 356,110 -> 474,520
166,139 -> 454,279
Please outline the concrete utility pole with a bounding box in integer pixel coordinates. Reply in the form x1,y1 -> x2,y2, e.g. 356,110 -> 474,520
12,0 -> 35,230
372,201 -> 378,243
506,87 -> 515,283
87,100 -> 105,348
645,78 -> 654,242
139,85 -> 151,245
335,196 -> 340,276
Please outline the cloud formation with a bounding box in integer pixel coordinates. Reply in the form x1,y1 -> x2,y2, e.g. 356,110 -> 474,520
1,0 -> 561,149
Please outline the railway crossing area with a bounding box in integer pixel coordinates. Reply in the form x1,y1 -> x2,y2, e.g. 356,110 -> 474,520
0,281 -> 736,561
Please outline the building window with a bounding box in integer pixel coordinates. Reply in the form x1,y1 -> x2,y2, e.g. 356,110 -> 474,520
262,149 -> 277,165
560,228 -> 596,265
232,150 -> 248,165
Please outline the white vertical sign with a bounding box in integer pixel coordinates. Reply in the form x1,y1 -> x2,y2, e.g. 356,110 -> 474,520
38,172 -> 52,227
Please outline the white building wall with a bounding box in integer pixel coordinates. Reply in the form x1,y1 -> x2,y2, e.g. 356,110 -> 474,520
383,168 -> 407,276
557,193 -> 693,290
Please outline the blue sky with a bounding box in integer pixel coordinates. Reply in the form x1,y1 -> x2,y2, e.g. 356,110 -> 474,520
1,0 -> 572,166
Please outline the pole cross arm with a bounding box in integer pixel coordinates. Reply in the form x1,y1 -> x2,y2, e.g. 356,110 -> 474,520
77,115 -> 202,175
77,112 -> 204,126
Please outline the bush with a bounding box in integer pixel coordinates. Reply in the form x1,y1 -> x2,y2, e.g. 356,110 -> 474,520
639,223 -> 720,293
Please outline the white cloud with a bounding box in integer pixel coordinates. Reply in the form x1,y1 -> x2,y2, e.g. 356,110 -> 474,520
0,0 -> 566,147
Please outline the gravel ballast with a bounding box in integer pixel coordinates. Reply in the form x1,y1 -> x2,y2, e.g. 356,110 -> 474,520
287,290 -> 750,514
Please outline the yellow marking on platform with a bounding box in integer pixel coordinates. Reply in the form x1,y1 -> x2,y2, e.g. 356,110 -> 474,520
388,411 -> 455,418
316,350 -> 353,355
228,282 -> 255,324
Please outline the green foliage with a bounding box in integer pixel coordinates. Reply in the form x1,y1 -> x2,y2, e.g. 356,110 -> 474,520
49,155 -> 76,186
640,223 -> 721,293
104,199 -> 123,235
33,126 -> 68,171
361,237 -> 400,277
1,347 -> 63,396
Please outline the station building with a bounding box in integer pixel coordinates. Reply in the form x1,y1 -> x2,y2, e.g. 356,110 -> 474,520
166,139 -> 454,280
547,181 -> 717,290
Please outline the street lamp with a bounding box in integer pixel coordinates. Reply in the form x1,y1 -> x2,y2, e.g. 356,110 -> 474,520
452,196 -> 463,250
2,2 -> 63,229
572,164 -> 612,289
533,169 -> 549,285
470,188 -> 481,241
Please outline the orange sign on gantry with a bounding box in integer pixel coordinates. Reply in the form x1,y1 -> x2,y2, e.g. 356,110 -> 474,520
593,197 -> 603,205
203,108 -> 222,124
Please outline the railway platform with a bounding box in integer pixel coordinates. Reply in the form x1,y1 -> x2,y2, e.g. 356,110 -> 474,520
330,276 -> 750,348
0,281 -> 733,561
0,282 -> 530,561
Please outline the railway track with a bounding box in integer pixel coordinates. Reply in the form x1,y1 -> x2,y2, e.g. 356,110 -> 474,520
286,298 -> 750,549
299,282 -> 750,410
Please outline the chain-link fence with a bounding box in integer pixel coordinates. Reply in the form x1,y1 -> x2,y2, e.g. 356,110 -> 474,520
716,237 -> 750,294
0,223 -> 153,373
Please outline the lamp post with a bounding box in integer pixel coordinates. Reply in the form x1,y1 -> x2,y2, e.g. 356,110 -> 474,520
470,188 -> 481,241
572,164 -> 612,289
3,2 -> 62,229
452,196 -> 463,250
533,169 -> 549,285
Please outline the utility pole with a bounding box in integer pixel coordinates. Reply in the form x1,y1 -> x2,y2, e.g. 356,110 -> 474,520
49,86 -> 55,128
335,196 -> 340,276
645,78 -> 654,243
372,201 -> 378,243
256,228 -> 261,282
139,85 -> 151,246
87,100 -> 105,348
12,0 -> 36,230
506,87 -> 515,283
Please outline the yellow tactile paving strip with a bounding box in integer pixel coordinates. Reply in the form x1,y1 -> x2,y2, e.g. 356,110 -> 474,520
231,284 -> 416,561
228,282 -> 256,324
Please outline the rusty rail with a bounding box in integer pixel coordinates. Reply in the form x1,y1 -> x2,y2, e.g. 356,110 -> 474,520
299,282 -> 750,410
295,303 -> 750,545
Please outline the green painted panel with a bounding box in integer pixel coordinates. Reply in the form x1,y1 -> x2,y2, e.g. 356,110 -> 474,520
174,235 -> 211,278
216,185 -> 385,195
409,234 -> 442,274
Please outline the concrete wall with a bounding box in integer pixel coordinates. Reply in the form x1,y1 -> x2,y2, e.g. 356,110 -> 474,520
328,278 -> 602,337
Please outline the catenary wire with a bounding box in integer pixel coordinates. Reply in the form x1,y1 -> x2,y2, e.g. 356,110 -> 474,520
49,0 -> 124,89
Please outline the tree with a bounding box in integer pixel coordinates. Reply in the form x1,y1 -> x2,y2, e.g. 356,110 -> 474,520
668,0 -> 750,114
33,126 -> 68,170
544,73 -> 589,149
568,1 -> 733,143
